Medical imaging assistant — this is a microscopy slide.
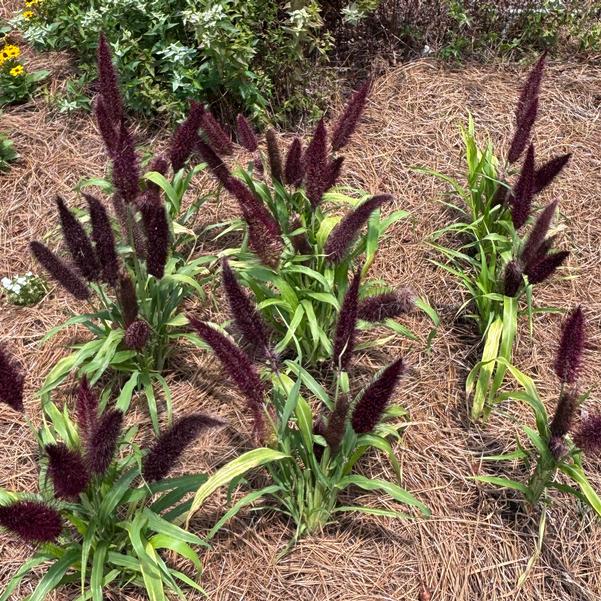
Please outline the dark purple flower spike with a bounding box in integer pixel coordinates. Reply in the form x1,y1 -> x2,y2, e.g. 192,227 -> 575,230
325,194 -> 391,263
549,388 -> 578,439
201,109 -> 233,156
222,259 -> 272,359
534,153 -> 571,195
284,137 -> 303,187
86,408 -> 123,475
55,196 -> 100,282
331,79 -> 371,152
510,145 -> 535,229
117,273 -> 138,327
124,319 -> 150,351
554,306 -> 585,385
97,33 -> 123,125
236,114 -> 258,152
142,413 -> 224,482
30,241 -> 90,300
265,129 -> 283,182
75,377 -> 99,437
84,193 -> 119,287
508,53 -> 545,164
351,358 -> 406,434
333,270 -> 361,371
0,500 -> 63,543
0,345 -> 24,413
524,250 -> 569,285
46,443 -> 89,499
188,317 -> 266,438
112,121 -> 140,204
357,289 -> 415,322
574,414 -> 601,456
195,139 -> 232,188
520,200 -> 558,267
324,395 -> 349,453
170,101 -> 205,172
304,119 -> 328,208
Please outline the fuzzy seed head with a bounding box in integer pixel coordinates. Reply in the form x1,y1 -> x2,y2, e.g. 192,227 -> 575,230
86,408 -> 123,475
170,101 -> 204,171
333,270 -> 361,371
357,289 -> 415,322
351,358 -> 406,434
331,79 -> 371,152
284,137 -> 304,187
30,241 -> 90,300
573,413 -> 601,456
554,306 -> 585,385
325,195 -> 391,263
0,345 -> 24,413
124,319 -> 151,351
0,500 -> 63,543
236,114 -> 258,152
142,413 -> 224,482
201,109 -> 233,156
46,443 -> 89,499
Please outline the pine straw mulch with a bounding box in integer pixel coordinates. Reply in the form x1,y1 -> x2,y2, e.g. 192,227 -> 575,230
1,55 -> 601,600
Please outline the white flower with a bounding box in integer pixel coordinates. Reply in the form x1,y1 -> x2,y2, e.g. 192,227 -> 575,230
12,284 -> 21,294
16,277 -> 27,285
26,271 -> 33,276
1,277 -> 12,288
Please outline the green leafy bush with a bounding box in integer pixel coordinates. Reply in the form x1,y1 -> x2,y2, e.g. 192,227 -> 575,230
426,55 -> 572,420
0,359 -> 221,600
19,0 -> 332,123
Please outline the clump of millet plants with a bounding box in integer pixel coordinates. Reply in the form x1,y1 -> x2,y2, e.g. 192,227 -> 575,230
30,36 -> 215,432
428,54 -> 572,420
193,80 -> 436,366
183,260 -> 429,542
478,307 -> 601,516
0,344 -> 223,600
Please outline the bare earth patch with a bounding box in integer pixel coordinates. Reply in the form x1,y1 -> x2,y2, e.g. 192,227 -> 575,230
1,56 -> 600,600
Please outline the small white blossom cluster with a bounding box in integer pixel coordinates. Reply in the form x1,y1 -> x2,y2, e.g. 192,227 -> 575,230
1,272 -> 47,306
183,4 -> 227,48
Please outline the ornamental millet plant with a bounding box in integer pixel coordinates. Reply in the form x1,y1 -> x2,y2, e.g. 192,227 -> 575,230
30,35 -> 214,432
0,355 -> 223,600
184,262 -> 429,541
428,54 -> 572,420
193,80 -> 432,366
478,307 -> 601,516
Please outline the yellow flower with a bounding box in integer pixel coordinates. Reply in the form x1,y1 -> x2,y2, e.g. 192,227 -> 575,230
1,45 -> 21,60
23,10 -> 35,19
25,0 -> 40,6
9,65 -> 25,77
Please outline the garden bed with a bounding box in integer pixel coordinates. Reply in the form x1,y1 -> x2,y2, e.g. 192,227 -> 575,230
1,49 -> 601,601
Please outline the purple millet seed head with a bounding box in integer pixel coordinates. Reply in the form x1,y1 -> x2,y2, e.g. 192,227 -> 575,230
30,241 -> 90,300
46,443 -> 90,499
55,196 -> 100,283
573,413 -> 601,456
0,500 -> 63,543
124,319 -> 151,351
351,358 -> 407,434
554,306 -> 585,385
236,114 -> 258,152
325,194 -> 391,263
0,345 -> 25,413
86,408 -> 123,475
142,413 -> 225,482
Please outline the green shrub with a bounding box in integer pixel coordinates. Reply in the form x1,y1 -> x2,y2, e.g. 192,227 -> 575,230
19,0 -> 332,124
